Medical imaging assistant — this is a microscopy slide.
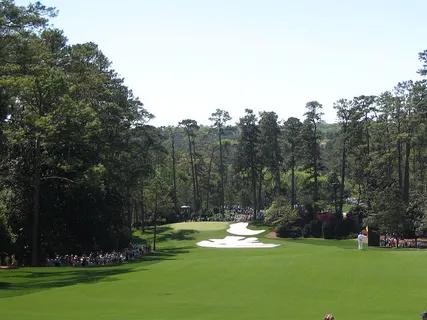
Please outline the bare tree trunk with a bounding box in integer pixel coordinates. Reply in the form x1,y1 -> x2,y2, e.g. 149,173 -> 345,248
403,141 -> 411,204
134,199 -> 138,225
192,137 -> 200,211
205,148 -> 215,213
187,134 -> 197,211
313,125 -> 318,219
128,192 -> 132,230
339,133 -> 347,217
357,184 -> 361,206
397,121 -> 403,191
171,132 -> 178,215
412,147 -> 417,187
275,156 -> 281,198
291,159 -> 296,207
251,166 -> 257,220
140,187 -> 145,232
153,189 -> 158,251
218,127 -> 225,216
31,137 -> 41,267
257,170 -> 263,213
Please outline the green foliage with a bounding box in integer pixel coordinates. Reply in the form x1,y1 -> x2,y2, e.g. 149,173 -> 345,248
308,220 -> 322,238
347,233 -> 358,239
275,224 -> 302,238
322,221 -> 335,239
0,1 -> 157,264
265,197 -> 299,227
0,214 -> 13,251
264,197 -> 300,238
2,0 -> 427,261
302,224 -> 311,238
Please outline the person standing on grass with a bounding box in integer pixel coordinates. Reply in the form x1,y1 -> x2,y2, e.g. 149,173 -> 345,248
358,232 -> 367,250
420,311 -> 427,319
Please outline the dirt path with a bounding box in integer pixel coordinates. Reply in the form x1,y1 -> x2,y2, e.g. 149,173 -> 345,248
265,232 -> 278,239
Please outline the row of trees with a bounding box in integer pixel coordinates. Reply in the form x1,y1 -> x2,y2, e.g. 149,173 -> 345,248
2,1 -> 427,265
0,1 -> 163,265
141,57 -> 427,240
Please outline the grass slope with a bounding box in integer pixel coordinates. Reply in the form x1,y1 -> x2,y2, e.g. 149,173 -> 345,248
1,222 -> 426,320
170,221 -> 229,231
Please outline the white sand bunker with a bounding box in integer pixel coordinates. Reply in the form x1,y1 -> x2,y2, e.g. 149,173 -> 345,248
226,222 -> 264,236
197,223 -> 280,249
197,236 -> 279,248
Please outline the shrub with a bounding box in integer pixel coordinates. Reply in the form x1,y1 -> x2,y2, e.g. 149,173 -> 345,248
302,224 -> 311,238
316,211 -> 335,223
309,220 -> 322,238
322,221 -> 335,239
334,219 -> 354,239
289,226 -> 302,239
0,218 -> 13,253
275,224 -> 291,238
265,198 -> 299,226
347,233 -> 358,239
275,225 -> 302,239
346,205 -> 368,226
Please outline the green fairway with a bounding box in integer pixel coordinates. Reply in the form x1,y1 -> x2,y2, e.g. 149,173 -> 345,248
1,223 -> 427,320
170,221 -> 230,231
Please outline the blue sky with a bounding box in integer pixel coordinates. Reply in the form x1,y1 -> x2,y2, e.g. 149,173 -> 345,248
16,0 -> 427,126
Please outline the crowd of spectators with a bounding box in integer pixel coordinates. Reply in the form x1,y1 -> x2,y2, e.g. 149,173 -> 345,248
44,243 -> 151,267
0,253 -> 17,268
183,205 -> 266,223
380,233 -> 424,248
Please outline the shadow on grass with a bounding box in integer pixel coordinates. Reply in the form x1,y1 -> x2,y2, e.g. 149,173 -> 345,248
132,226 -> 198,244
248,220 -> 273,235
248,220 -> 266,228
157,229 -> 198,242
132,226 -> 174,244
0,246 -> 192,299
0,267 -> 135,299
278,238 -> 358,250
144,246 -> 192,263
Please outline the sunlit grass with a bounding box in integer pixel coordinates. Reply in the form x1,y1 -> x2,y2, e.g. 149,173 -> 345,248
1,222 -> 426,320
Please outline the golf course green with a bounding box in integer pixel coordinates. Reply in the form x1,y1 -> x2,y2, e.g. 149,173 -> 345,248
1,222 -> 426,320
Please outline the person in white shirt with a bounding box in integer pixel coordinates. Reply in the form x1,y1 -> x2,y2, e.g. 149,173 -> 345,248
357,232 -> 367,250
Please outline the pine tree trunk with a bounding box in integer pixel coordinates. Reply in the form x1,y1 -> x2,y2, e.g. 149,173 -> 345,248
205,148 -> 215,213
31,137 -> 41,267
273,150 -> 280,197
134,200 -> 139,225
219,127 -> 225,216
257,170 -> 263,213
140,187 -> 145,232
187,134 -> 197,212
339,131 -> 347,217
128,192 -> 132,230
313,125 -> 318,218
153,189 -> 158,251
291,157 -> 296,207
251,166 -> 257,220
171,133 -> 178,215
397,121 -> 403,191
192,136 -> 200,212
403,141 -> 411,204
